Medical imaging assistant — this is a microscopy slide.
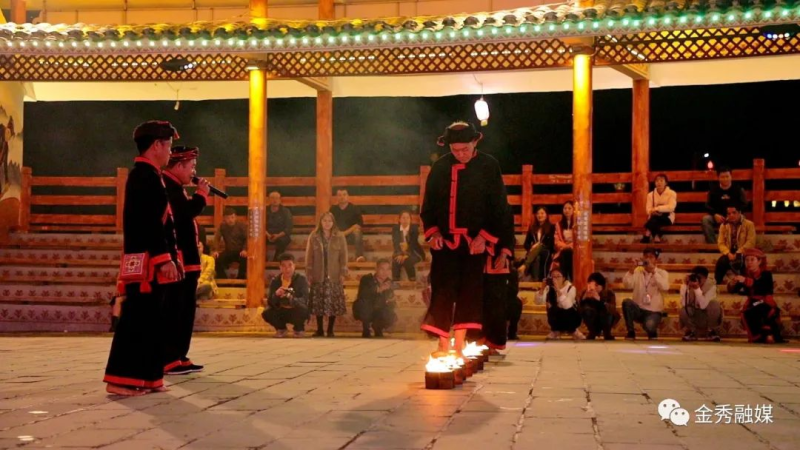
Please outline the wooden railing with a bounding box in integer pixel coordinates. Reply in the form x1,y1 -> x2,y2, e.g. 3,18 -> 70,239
17,159 -> 799,234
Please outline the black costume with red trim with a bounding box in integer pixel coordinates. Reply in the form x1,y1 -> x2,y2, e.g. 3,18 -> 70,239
420,149 -> 512,338
731,270 -> 782,342
162,165 -> 207,371
104,156 -> 180,390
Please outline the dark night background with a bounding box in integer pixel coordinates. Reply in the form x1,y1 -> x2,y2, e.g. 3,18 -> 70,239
24,79 -> 800,179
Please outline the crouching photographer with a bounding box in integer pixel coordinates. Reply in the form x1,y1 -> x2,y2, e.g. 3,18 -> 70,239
680,266 -> 722,342
536,268 -> 583,340
262,253 -> 309,338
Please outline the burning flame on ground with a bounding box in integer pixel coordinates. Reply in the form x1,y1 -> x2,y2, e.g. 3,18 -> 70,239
463,342 -> 483,357
426,356 -> 451,373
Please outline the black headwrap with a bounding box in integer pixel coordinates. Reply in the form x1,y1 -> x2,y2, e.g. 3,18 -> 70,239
436,121 -> 483,147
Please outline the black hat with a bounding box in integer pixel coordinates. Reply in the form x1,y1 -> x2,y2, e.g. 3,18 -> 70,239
170,145 -> 199,164
437,121 -> 483,147
133,120 -> 179,142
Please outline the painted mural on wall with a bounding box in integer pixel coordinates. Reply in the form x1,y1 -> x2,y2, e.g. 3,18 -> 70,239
0,83 -> 23,230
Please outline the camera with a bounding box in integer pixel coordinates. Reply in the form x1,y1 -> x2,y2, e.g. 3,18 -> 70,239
279,288 -> 295,307
636,260 -> 647,267
688,274 -> 700,284
545,277 -> 554,287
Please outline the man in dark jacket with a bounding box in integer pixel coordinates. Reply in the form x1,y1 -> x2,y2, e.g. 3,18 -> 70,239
266,191 -> 293,262
421,121 -> 513,357
213,207 -> 247,279
702,166 -> 748,244
262,253 -> 309,337
162,145 -> 210,375
354,259 -> 396,338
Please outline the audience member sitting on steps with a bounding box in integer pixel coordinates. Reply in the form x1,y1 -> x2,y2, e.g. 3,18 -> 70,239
622,248 -> 670,340
196,242 -> 217,301
391,210 -> 424,281
580,272 -> 619,341
728,248 -> 786,344
330,188 -> 366,262
213,207 -> 247,279
519,206 -> 555,281
702,166 -> 748,244
553,201 -> 576,281
714,204 -> 756,285
354,259 -> 397,338
262,253 -> 309,338
536,267 -> 585,340
642,174 -> 677,244
266,191 -> 293,262
306,211 -> 348,337
680,266 -> 721,342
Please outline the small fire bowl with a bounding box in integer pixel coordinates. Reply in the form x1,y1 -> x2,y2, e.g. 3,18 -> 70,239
425,371 -> 455,390
464,358 -> 475,377
469,356 -> 484,371
453,367 -> 465,385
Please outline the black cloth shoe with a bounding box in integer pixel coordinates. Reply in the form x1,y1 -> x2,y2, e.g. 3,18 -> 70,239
682,332 -> 697,342
362,330 -> 372,338
326,331 -> 335,338
165,366 -> 192,375
374,330 -> 384,338
603,334 -> 616,341
507,334 -> 520,341
706,331 -> 721,342
185,364 -> 204,373
313,330 -> 324,337
586,333 -> 597,340
625,331 -> 636,340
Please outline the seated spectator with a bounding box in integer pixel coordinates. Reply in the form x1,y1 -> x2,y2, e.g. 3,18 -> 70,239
580,272 -> 619,341
728,248 -> 785,344
553,201 -> 577,281
680,266 -> 721,342
714,204 -> 756,285
519,206 -> 555,281
353,259 -> 397,338
262,253 -> 309,338
536,268 -> 584,340
391,210 -> 424,281
213,207 -> 247,279
702,166 -> 748,244
196,242 -> 218,301
642,174 -> 677,244
622,248 -> 669,340
330,188 -> 366,262
266,191 -> 293,262
506,268 -> 523,340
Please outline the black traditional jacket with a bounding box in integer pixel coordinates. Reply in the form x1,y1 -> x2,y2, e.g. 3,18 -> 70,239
163,171 -> 207,273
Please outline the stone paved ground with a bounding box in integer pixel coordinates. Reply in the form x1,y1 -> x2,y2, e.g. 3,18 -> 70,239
2,335 -> 800,450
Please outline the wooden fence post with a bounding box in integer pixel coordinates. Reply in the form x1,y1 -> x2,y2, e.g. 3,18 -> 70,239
19,167 -> 32,232
521,165 -> 533,231
213,168 -> 226,233
752,159 -> 765,230
419,165 -> 430,215
115,167 -> 128,233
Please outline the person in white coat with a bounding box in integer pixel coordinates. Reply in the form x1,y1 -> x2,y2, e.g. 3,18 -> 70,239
642,174 -> 678,244
536,267 -> 584,340
679,266 -> 722,341
622,248 -> 670,340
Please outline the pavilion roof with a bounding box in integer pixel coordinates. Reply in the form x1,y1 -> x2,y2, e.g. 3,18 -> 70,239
0,0 -> 798,55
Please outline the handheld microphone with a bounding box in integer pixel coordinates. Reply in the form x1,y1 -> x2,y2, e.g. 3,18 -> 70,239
192,177 -> 229,199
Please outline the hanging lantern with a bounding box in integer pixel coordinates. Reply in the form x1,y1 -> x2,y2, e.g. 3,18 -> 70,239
474,97 -> 489,126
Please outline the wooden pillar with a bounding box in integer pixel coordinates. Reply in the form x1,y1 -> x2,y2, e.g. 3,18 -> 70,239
572,52 -> 593,291
213,168 -> 226,232
316,91 -> 333,217
246,65 -> 267,308
631,80 -> 650,228
115,168 -> 128,233
752,159 -> 766,230
521,165 -> 533,231
315,0 -> 335,218
10,0 -> 26,23
249,0 -> 267,20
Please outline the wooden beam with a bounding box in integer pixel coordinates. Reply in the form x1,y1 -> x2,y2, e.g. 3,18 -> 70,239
10,0 -> 26,23
611,63 -> 650,80
631,79 -> 650,228
294,77 -> 331,92
572,52 -> 593,291
319,0 -> 335,20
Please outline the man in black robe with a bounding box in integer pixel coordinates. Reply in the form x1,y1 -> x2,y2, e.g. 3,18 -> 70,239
104,120 -> 181,396
421,121 -> 513,357
162,146 -> 210,375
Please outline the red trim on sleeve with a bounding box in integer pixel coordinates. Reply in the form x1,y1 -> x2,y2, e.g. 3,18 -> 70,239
448,164 -> 468,236
500,248 -> 513,257
479,229 -> 499,245
151,253 -> 173,266
424,226 -> 441,240
184,265 -> 202,272
162,170 -> 181,185
196,191 -> 209,202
